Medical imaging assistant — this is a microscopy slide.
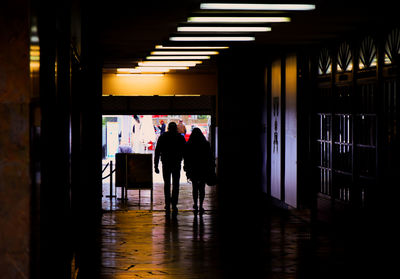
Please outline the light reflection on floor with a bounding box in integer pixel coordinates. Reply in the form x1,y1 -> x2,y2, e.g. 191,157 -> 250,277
99,163 -> 378,278
101,210 -> 221,278
102,181 -> 217,212
100,171 -> 220,278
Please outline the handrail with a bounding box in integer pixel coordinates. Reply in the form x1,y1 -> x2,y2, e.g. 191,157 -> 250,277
102,168 -> 116,180
102,162 -> 109,174
103,160 -> 117,200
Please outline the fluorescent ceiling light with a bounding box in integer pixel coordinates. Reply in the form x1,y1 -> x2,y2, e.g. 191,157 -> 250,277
175,95 -> 201,97
147,56 -> 211,60
118,67 -> 190,73
135,66 -> 189,70
177,26 -> 271,32
155,45 -> 229,49
116,74 -> 164,77
30,35 -> 39,43
30,50 -> 40,56
187,17 -> 290,23
151,51 -> 219,55
117,67 -> 170,73
170,36 -> 255,41
30,61 -> 40,70
138,61 -> 202,67
117,68 -> 138,73
200,3 -> 316,11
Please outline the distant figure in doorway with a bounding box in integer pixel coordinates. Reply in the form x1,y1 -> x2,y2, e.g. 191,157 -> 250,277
158,120 -> 166,135
154,122 -> 186,214
184,128 -> 215,215
177,119 -> 187,136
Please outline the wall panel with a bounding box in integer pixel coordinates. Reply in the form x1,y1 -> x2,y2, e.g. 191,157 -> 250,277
271,59 -> 281,199
285,54 -> 297,207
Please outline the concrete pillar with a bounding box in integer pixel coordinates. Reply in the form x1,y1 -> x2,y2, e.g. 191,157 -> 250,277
0,1 -> 31,278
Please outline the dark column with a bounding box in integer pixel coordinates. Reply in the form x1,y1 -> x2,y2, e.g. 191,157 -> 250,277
71,2 -> 103,276
216,46 -> 269,277
0,0 -> 31,278
37,0 -> 73,277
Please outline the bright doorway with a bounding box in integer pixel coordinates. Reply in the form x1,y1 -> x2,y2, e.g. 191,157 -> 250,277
101,115 -> 215,211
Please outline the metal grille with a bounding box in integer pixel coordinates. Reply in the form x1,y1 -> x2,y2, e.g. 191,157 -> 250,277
317,113 -> 332,196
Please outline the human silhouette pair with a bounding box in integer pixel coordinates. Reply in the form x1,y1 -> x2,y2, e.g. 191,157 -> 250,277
154,123 -> 215,215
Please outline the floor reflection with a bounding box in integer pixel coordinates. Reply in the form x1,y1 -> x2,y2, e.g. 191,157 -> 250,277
98,182 -> 378,278
102,182 -> 217,212
101,210 -> 222,278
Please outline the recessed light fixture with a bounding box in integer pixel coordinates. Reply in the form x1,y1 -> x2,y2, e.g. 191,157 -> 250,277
200,3 -> 316,11
187,17 -> 290,23
155,45 -> 229,49
147,56 -> 211,60
151,51 -> 219,55
138,61 -> 202,67
177,26 -> 271,32
170,36 -> 255,41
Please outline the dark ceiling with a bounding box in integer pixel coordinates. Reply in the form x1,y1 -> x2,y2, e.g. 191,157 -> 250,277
97,0 -> 398,73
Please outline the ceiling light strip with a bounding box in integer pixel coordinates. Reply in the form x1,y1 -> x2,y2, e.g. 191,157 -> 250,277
187,17 -> 290,23
200,3 -> 316,11
155,45 -> 229,49
151,51 -> 219,55
117,67 -> 171,73
170,36 -> 255,41
177,26 -> 271,32
147,56 -> 211,60
116,74 -> 165,77
138,61 -> 202,67
135,66 -> 189,70
117,68 -> 140,73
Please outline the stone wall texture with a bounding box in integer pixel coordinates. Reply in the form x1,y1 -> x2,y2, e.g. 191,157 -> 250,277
0,1 -> 31,278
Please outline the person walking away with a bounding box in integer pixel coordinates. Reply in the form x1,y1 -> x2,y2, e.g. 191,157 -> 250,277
154,122 -> 186,214
184,128 -> 215,215
177,119 -> 187,137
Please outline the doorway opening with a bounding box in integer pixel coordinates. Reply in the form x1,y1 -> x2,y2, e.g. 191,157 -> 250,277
101,114 -> 216,211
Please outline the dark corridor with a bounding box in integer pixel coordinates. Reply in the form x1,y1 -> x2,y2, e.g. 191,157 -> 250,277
1,1 -> 400,279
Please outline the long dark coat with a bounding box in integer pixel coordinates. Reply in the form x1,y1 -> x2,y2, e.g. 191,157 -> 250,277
184,138 -> 214,182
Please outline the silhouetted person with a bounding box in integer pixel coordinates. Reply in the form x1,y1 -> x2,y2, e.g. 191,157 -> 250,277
154,122 -> 186,213
184,128 -> 215,214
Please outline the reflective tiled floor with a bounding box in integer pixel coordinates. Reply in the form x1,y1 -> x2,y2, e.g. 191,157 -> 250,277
100,210 -> 222,278
97,181 -> 384,278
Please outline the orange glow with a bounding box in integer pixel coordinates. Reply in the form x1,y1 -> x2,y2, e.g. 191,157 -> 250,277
103,73 -> 217,96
